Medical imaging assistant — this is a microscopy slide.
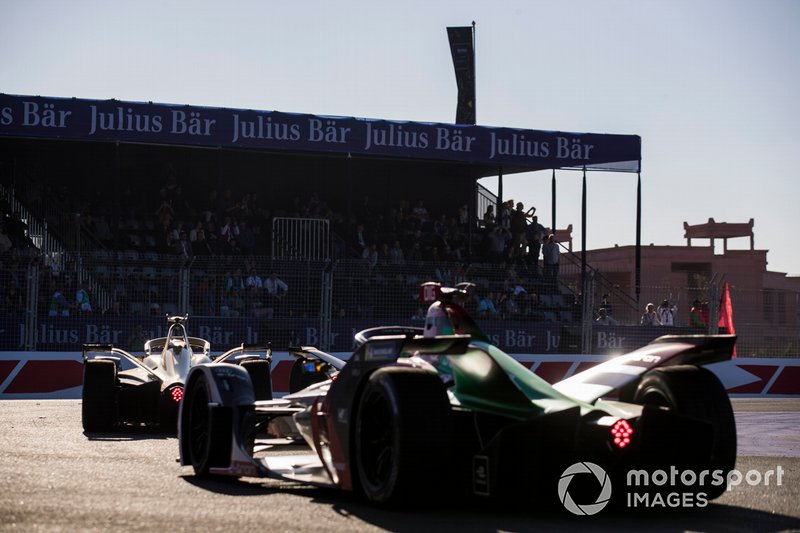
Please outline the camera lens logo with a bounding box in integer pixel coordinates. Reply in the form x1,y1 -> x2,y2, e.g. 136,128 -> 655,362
558,462 -> 612,516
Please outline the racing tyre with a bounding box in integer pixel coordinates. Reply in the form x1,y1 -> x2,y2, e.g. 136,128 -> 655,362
82,359 -> 117,432
185,373 -> 226,476
354,367 -> 453,506
241,360 -> 273,401
633,365 -> 736,499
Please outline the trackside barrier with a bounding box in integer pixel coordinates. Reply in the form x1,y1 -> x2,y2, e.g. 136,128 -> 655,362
1,352 -> 798,399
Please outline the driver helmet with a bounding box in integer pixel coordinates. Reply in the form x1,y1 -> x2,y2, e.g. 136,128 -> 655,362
423,301 -> 455,338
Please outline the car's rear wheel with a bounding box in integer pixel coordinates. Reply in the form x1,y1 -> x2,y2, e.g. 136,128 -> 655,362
354,367 -> 452,505
633,365 -> 736,499
82,360 -> 117,432
241,360 -> 273,401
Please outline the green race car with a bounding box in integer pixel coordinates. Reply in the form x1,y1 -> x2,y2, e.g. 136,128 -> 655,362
178,283 -> 736,510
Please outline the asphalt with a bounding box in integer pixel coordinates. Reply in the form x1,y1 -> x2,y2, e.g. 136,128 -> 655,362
0,399 -> 798,532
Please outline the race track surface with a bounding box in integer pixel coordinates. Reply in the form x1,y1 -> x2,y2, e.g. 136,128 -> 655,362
1,398 -> 798,532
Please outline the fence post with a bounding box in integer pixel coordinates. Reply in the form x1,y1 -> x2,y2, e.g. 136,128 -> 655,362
25,260 -> 39,351
708,281 -> 720,335
179,266 -> 191,314
581,274 -> 594,354
319,261 -> 334,351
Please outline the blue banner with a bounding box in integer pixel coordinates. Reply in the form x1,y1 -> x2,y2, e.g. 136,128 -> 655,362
0,316 -> 581,354
0,94 -> 640,173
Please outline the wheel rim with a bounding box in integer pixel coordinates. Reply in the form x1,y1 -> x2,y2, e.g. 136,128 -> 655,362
359,388 -> 394,488
188,378 -> 210,467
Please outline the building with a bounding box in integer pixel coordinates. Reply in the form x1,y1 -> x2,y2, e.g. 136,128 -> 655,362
580,218 -> 800,356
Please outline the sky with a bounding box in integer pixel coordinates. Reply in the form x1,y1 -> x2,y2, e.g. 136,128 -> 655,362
2,0 -> 799,275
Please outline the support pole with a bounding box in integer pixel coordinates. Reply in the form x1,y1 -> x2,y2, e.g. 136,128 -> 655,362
551,169 -> 556,232
581,167 -> 587,296
635,171 -> 642,305
496,166 -> 503,222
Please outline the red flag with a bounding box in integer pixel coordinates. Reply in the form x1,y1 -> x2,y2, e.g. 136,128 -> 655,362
718,282 -> 737,358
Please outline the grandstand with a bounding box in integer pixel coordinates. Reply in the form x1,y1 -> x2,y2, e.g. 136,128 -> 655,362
3,93 -> 708,356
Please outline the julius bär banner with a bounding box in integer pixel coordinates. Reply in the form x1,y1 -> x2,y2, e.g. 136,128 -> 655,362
0,94 -> 640,173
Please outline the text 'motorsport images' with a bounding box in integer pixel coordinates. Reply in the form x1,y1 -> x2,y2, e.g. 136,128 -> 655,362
176,282 -> 737,510
81,314 -> 273,432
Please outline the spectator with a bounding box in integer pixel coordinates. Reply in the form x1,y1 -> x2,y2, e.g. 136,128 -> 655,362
174,231 -> 193,260
509,202 -> 534,259
657,299 -> 677,326
406,241 -> 423,262
690,299 -> 709,327
352,223 -> 368,257
486,226 -> 510,263
525,215 -> 546,274
482,204 -> 496,229
219,215 -> 240,246
0,225 -> 11,253
193,228 -> 213,255
411,199 -> 429,223
265,272 -> 289,301
188,221 -> 204,242
226,269 -> 246,291
640,303 -> 661,326
246,269 -> 263,289
542,234 -> 560,281
75,284 -> 92,313
458,204 -> 469,228
476,292 -> 500,317
362,244 -> 378,272
49,289 -> 71,316
600,294 -> 613,317
595,308 -> 619,325
389,240 -> 405,266
502,289 -> 522,317
127,324 -> 147,353
4,286 -> 22,316
499,200 -> 513,231
220,288 -> 245,317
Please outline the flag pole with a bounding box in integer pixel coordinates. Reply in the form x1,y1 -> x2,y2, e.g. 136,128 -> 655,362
472,21 -> 476,123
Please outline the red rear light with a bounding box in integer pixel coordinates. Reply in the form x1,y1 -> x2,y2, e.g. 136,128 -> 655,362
611,419 -> 633,449
170,386 -> 184,403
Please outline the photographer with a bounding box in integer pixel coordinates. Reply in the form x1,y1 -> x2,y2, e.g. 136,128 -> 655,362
657,299 -> 677,326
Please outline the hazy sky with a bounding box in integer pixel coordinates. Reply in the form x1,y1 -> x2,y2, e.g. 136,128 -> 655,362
2,0 -> 798,275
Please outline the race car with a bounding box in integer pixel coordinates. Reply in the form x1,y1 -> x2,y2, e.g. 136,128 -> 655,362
177,284 -> 737,508
81,315 -> 273,432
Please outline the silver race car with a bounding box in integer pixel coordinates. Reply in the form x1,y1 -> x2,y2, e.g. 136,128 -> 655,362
81,315 -> 273,432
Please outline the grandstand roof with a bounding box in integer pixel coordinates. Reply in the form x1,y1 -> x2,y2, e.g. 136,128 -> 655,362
0,94 -> 641,179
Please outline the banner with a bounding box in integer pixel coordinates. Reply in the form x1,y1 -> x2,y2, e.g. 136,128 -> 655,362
447,26 -> 476,125
0,316 -> 576,354
0,94 -> 641,173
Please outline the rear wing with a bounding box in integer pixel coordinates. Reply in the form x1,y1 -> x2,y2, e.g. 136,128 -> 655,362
553,335 -> 736,404
353,334 -> 472,364
144,336 -> 211,357
216,343 -> 272,364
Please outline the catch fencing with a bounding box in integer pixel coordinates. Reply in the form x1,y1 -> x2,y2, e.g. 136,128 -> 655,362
0,248 -> 797,357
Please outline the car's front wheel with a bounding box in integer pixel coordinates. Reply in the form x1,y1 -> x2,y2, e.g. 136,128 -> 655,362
185,374 -> 215,476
